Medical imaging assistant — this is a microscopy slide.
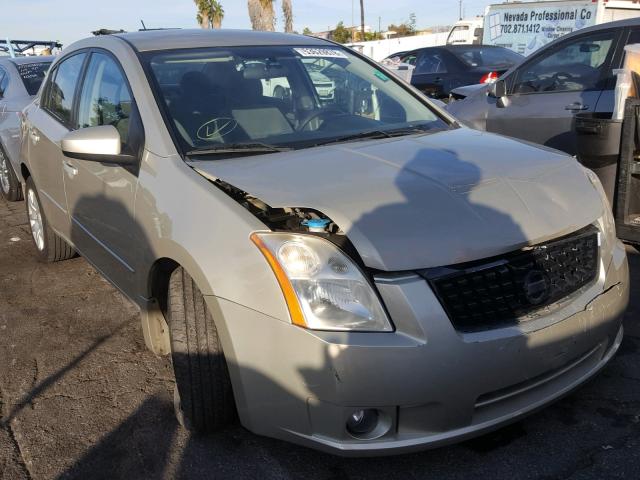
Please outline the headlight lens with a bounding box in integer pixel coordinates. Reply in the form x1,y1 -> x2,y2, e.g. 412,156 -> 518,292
252,232 -> 392,332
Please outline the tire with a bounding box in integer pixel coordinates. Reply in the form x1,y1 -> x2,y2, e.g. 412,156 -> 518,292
24,177 -> 75,262
168,267 -> 236,433
0,147 -> 23,202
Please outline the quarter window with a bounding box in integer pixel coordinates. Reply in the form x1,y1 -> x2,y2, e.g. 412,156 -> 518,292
0,68 -> 8,96
45,53 -> 86,125
77,52 -> 135,149
512,31 -> 615,94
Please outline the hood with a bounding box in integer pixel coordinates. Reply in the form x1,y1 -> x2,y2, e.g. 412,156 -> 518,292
190,128 -> 604,271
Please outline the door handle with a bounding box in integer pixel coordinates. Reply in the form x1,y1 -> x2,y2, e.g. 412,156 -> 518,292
565,103 -> 589,111
433,77 -> 443,84
63,160 -> 78,177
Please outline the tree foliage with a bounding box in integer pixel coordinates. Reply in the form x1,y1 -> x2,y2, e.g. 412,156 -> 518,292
387,14 -> 417,37
195,0 -> 224,29
332,21 -> 352,44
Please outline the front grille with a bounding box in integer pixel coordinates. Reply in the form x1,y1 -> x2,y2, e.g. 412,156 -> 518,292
421,225 -> 600,332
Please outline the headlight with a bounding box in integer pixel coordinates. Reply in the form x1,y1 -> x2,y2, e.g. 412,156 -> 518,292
251,232 -> 392,332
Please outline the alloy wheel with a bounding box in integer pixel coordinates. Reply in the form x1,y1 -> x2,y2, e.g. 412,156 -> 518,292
27,188 -> 45,251
0,151 -> 10,195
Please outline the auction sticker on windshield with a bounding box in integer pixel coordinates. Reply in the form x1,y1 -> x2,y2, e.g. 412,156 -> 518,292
294,47 -> 348,58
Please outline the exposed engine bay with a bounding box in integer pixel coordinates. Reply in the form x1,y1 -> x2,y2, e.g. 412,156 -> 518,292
194,168 -> 366,266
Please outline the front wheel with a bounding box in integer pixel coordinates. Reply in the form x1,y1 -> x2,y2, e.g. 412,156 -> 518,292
24,177 -> 75,262
168,267 -> 236,432
0,148 -> 22,201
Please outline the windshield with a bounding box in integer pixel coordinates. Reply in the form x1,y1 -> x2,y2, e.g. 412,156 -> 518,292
144,45 -> 449,154
16,61 -> 51,95
452,46 -> 522,68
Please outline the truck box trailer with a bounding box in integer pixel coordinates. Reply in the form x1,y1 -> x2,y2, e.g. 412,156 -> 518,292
483,0 -> 640,55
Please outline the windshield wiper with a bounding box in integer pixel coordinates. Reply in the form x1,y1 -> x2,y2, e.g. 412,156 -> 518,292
186,142 -> 292,157
312,126 -> 431,147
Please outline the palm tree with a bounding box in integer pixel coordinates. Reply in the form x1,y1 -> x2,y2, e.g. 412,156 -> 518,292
247,0 -> 275,31
282,0 -> 293,33
195,0 -> 225,29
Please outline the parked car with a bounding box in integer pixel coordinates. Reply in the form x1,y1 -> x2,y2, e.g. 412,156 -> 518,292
19,30 -> 628,455
0,56 -> 52,201
262,63 -> 336,102
398,44 -> 523,99
446,18 -> 640,156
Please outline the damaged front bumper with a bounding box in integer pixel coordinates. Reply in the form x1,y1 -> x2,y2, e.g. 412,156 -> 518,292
208,238 -> 629,456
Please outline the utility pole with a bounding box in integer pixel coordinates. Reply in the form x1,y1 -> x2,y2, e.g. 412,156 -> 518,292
360,0 -> 365,42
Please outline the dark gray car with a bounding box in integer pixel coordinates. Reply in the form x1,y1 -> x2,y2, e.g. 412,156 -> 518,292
446,18 -> 640,156
0,56 -> 52,200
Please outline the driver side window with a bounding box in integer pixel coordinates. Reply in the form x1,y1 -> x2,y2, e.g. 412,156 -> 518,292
512,31 -> 615,94
77,52 -> 142,156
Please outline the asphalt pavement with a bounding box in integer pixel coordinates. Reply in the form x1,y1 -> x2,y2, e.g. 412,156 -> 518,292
1,196 -> 639,480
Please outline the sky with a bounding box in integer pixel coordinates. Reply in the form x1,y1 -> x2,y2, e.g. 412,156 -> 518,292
1,0 -> 492,47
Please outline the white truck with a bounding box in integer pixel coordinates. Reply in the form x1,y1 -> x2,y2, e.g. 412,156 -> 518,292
446,18 -> 484,45
482,0 -> 640,55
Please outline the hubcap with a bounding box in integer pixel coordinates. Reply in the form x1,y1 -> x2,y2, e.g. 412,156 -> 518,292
27,189 -> 45,251
0,152 -> 10,194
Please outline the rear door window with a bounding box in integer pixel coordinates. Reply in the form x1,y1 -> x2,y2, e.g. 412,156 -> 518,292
414,52 -> 447,74
0,67 -> 7,97
44,53 -> 86,126
16,62 -> 51,95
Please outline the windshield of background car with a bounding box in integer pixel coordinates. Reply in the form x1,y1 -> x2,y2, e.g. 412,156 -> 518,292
452,47 -> 522,68
144,45 -> 449,153
16,61 -> 51,95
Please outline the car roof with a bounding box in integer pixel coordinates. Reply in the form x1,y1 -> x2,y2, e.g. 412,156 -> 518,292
110,29 -> 330,53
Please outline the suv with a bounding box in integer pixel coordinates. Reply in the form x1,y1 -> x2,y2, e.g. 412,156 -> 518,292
446,17 -> 640,156
19,30 -> 628,455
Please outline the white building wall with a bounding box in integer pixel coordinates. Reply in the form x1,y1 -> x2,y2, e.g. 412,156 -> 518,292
347,32 -> 449,61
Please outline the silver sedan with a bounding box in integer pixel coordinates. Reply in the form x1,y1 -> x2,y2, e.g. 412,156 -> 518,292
17,30 -> 629,455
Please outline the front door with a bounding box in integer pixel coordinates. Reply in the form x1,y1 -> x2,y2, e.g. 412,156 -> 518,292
62,51 -> 144,296
407,49 -> 450,99
486,29 -> 620,156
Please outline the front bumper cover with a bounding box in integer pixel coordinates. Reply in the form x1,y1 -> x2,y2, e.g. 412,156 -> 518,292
208,239 -> 629,456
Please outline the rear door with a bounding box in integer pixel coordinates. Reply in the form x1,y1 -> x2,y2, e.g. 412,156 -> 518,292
62,50 -> 144,295
25,52 -> 87,240
407,49 -> 450,99
486,28 -> 620,155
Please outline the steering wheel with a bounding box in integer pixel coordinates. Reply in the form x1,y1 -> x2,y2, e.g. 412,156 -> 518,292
296,107 -> 349,131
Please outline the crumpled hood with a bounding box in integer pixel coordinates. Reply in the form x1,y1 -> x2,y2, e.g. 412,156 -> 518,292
190,128 -> 604,271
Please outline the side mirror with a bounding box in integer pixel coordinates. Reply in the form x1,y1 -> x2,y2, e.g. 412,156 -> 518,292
61,125 -> 135,165
488,79 -> 507,99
